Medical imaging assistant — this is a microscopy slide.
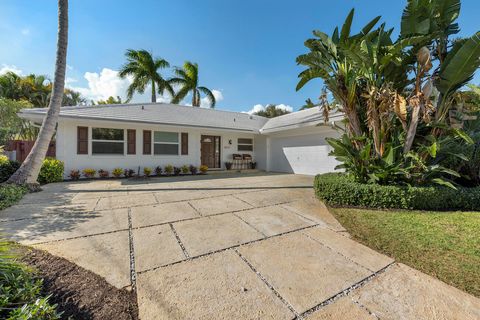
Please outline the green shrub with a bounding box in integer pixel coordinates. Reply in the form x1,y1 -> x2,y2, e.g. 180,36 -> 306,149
0,160 -> 20,183
0,185 -> 27,210
154,166 -> 162,176
38,158 -> 64,184
314,173 -> 480,211
181,165 -> 189,174
82,168 -> 96,178
164,165 -> 173,175
0,154 -> 9,164
0,241 -> 61,319
112,168 -> 123,178
143,167 -> 152,176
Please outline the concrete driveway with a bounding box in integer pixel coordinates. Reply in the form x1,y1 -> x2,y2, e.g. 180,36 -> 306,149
1,173 -> 479,319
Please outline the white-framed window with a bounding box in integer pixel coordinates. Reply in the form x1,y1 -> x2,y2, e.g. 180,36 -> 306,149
154,131 -> 179,155
238,138 -> 253,151
92,128 -> 124,155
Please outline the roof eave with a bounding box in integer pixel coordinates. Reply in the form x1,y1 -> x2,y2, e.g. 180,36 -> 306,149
18,111 -> 261,133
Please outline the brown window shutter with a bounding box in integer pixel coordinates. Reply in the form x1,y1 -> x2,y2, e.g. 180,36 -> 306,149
181,132 -> 188,155
127,129 -> 136,154
77,126 -> 88,154
143,130 -> 151,155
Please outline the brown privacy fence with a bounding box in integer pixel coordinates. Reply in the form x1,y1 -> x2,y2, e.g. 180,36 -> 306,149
5,140 -> 56,163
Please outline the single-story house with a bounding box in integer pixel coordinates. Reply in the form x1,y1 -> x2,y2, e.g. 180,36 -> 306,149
18,103 -> 342,176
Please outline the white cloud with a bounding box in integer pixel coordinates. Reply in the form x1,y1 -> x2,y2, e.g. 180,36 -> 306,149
21,28 -> 30,36
200,89 -> 223,108
245,103 -> 293,115
66,68 -> 222,105
65,77 -> 78,85
68,68 -> 133,102
0,64 -> 23,75
68,68 -> 181,104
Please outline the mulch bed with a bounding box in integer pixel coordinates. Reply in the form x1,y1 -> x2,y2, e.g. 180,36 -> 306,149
21,247 -> 139,320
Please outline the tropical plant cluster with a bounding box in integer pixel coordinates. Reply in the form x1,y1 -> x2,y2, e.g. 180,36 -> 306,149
0,241 -> 61,319
315,173 -> 480,210
0,72 -> 86,108
297,0 -> 480,189
69,164 -> 208,180
0,98 -> 38,146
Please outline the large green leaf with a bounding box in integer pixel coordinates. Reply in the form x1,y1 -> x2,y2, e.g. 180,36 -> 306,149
340,9 -> 355,42
401,0 -> 432,36
436,32 -> 480,96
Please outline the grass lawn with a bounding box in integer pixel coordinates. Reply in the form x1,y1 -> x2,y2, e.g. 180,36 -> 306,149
329,207 -> 480,298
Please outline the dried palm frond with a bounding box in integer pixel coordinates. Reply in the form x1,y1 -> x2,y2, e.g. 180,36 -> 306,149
319,88 -> 331,123
394,93 -> 407,130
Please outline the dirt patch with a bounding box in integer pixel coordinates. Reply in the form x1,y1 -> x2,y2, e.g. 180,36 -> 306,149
21,247 -> 139,320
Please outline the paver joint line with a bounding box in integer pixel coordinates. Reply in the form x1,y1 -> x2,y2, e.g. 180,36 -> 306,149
31,228 -> 131,246
23,200 -> 309,246
169,223 -> 190,259
187,201 -> 203,217
127,208 -> 137,290
301,231 -> 375,273
137,223 -> 320,275
280,204 -> 320,225
233,248 -> 300,318
297,262 -> 396,319
232,212 -> 268,238
352,300 -> 381,320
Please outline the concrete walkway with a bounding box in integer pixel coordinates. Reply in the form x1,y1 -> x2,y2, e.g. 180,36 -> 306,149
1,173 -> 479,319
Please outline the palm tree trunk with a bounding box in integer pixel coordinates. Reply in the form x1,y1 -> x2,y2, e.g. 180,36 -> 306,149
151,80 -> 156,103
192,89 -> 197,107
7,0 -> 68,191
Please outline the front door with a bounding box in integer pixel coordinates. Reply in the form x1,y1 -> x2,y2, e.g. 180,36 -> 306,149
201,135 -> 221,168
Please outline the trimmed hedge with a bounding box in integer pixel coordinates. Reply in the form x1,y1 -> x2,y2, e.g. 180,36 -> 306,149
0,159 -> 20,183
38,158 -> 64,184
314,173 -> 480,211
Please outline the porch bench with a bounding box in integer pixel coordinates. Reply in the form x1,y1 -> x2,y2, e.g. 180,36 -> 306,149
232,154 -> 253,170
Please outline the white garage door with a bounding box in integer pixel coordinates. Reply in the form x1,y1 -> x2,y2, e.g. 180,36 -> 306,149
268,134 -> 339,175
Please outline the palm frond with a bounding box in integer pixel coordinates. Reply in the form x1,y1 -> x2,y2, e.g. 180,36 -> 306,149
198,86 -> 216,108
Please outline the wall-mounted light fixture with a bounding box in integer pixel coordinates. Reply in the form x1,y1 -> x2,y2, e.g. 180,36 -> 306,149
228,139 -> 232,145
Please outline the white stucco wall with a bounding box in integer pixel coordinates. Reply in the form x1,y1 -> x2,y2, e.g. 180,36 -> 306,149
57,119 -> 257,176
265,126 -> 341,175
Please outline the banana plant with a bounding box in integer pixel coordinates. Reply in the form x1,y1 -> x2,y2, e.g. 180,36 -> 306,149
296,9 -> 381,138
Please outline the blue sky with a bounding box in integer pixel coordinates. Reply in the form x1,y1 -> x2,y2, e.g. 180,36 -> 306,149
0,0 -> 479,112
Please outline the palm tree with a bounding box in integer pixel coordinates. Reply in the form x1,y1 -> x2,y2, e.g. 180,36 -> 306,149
20,74 -> 51,107
62,88 -> 86,106
253,104 -> 291,118
119,49 -> 172,103
8,0 -> 69,190
94,95 -> 123,105
0,72 -> 23,101
169,61 -> 216,108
